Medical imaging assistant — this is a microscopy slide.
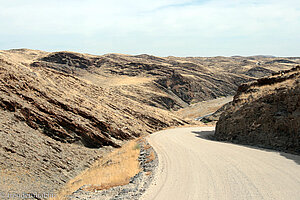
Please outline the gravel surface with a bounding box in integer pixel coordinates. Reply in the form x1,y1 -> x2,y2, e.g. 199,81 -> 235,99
141,127 -> 300,200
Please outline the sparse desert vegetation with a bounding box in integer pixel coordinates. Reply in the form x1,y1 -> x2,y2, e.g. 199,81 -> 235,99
215,66 -> 300,154
52,139 -> 141,199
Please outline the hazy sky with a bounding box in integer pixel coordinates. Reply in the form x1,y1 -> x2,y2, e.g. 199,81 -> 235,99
0,0 -> 299,56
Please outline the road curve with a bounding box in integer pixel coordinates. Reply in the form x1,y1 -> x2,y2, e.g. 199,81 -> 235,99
141,127 -> 300,200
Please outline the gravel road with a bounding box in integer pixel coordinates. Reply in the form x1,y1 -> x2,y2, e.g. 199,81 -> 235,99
141,127 -> 300,200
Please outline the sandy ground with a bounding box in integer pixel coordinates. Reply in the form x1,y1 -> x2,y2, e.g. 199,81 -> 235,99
175,96 -> 233,119
141,127 -> 300,200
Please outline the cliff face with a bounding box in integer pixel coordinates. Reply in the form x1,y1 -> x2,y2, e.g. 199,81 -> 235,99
215,66 -> 300,154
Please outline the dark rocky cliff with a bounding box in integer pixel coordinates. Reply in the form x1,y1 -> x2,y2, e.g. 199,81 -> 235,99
215,66 -> 300,154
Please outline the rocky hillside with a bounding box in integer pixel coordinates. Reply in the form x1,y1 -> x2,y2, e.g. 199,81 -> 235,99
0,49 -> 186,195
0,48 -> 298,195
29,51 -> 299,110
215,66 -> 300,154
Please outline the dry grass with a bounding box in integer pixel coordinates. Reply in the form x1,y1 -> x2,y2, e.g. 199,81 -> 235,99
51,140 -> 141,200
239,78 -> 297,104
83,74 -> 154,87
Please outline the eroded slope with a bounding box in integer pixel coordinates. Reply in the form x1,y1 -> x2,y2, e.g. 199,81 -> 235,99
215,66 -> 300,154
0,49 -> 185,195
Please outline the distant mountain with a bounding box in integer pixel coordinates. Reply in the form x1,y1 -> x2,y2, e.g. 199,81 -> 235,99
250,55 -> 276,58
231,55 -> 276,58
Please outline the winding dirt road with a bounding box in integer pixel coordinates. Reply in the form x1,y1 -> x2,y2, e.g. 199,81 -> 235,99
141,127 -> 300,200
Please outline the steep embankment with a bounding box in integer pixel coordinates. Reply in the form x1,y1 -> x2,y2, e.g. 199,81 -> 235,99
215,66 -> 300,154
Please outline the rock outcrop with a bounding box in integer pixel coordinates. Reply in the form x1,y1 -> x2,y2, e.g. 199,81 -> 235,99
215,66 -> 300,154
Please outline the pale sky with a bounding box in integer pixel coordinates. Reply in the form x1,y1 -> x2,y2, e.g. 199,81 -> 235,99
0,0 -> 299,56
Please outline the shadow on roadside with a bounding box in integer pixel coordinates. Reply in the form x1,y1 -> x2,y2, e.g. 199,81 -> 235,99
279,152 -> 300,165
191,130 -> 215,140
191,130 -> 300,165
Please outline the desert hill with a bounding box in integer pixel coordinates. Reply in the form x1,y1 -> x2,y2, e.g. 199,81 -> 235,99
0,48 -> 298,194
29,50 -> 298,109
0,49 -> 186,195
215,66 -> 300,154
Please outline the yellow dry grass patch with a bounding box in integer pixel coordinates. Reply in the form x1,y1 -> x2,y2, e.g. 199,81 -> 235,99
239,78 -> 297,104
83,74 -> 154,87
52,140 -> 141,200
